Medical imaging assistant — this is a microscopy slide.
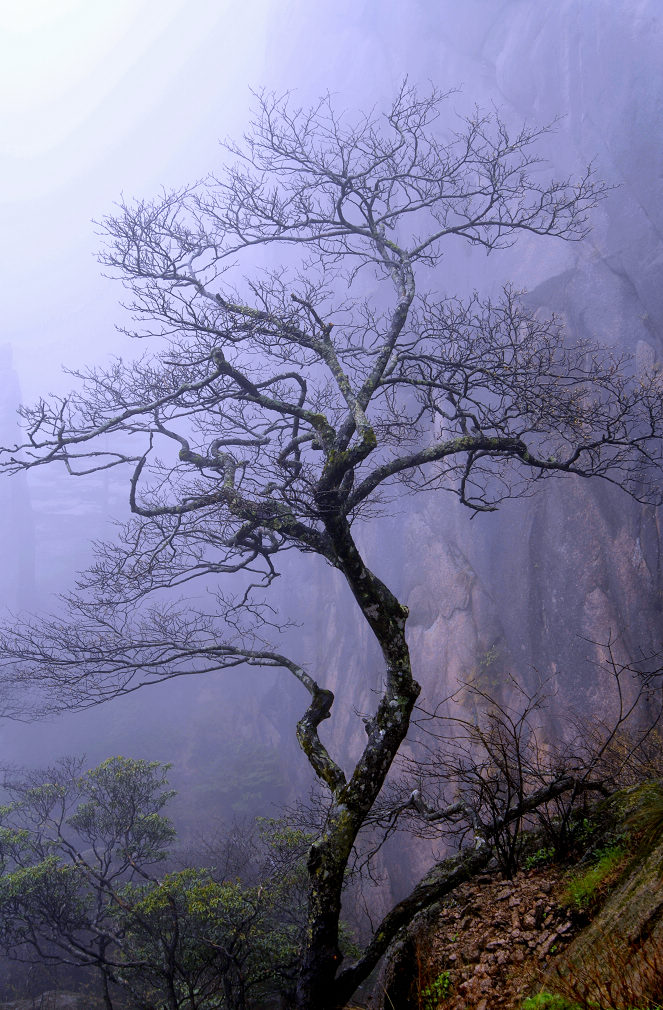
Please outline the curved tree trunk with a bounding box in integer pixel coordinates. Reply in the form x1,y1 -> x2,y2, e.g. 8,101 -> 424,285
294,513 -> 421,1009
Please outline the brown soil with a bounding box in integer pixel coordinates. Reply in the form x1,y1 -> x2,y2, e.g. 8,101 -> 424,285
406,865 -> 580,1010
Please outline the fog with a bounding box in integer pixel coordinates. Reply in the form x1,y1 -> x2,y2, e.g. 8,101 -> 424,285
0,0 -> 662,914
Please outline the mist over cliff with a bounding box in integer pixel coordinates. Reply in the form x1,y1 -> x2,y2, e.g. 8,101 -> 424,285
0,0 -> 661,850
255,0 -> 663,754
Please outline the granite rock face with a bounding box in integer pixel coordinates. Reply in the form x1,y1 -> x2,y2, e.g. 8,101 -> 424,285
0,993 -> 102,1010
306,0 -> 663,749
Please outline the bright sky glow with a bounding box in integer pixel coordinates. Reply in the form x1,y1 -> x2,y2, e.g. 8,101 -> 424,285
2,0 -> 134,145
0,0 -> 183,181
0,0 -> 269,389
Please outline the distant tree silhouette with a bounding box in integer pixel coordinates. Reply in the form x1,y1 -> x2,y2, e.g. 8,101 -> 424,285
0,757 -> 174,1010
0,758 -> 312,1009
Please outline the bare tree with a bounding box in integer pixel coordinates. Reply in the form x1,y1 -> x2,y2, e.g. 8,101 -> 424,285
1,83 -> 662,1009
392,677 -> 568,878
377,655 -> 663,879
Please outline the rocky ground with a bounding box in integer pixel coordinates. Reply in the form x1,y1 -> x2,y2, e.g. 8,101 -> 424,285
372,787 -> 663,1010
423,866 -> 577,1010
374,862 -> 582,1010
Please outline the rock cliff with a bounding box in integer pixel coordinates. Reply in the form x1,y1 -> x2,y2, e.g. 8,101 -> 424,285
295,0 -> 663,763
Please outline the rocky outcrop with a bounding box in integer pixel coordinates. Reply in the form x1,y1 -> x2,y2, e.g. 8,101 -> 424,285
371,785 -> 663,1010
371,865 -> 578,1010
291,0 -> 663,785
549,789 -> 663,1008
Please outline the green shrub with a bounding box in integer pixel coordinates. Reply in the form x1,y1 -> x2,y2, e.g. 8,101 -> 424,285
525,845 -> 556,870
521,993 -> 579,1010
420,969 -> 452,1009
563,844 -> 625,911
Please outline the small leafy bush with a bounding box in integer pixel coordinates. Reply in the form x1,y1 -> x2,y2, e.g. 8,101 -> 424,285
420,969 -> 453,1009
563,844 -> 625,911
525,845 -> 556,870
521,994 -> 579,1010
572,816 -> 597,849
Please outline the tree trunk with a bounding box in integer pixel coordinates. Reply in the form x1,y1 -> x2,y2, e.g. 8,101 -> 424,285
294,518 -> 421,1008
100,969 -> 115,1010
294,855 -> 347,1008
